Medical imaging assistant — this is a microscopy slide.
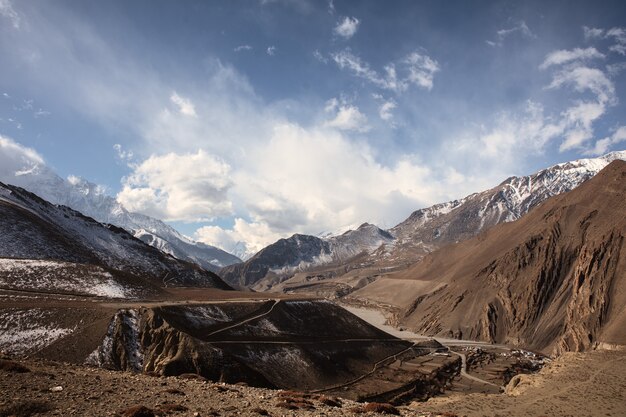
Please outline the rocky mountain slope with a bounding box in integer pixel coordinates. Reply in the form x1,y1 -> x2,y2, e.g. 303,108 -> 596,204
220,223 -> 394,289
0,168 -> 240,272
353,160 -> 626,355
385,150 -> 626,264
0,182 -> 231,296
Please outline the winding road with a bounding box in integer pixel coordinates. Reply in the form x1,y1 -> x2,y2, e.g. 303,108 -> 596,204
345,305 -> 504,388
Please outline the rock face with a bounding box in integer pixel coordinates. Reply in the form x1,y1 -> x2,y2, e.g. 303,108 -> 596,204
378,160 -> 626,355
0,183 -> 232,294
90,300 -> 411,390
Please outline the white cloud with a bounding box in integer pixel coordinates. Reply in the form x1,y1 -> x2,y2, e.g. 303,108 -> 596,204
558,101 -> 606,151
378,100 -> 396,121
487,20 -> 536,47
129,122 -> 465,257
334,17 -> 360,39
0,135 -> 45,181
234,45 -> 252,52
547,66 -> 615,105
607,62 -> 626,76
266,46 -> 276,56
33,109 -> 51,118
585,126 -> 626,155
583,26 -> 604,40
113,143 -> 134,163
195,219 -> 284,258
331,49 -> 439,93
327,0 -> 335,14
313,49 -> 328,63
0,0 -> 20,29
539,47 -> 605,69
606,27 -> 626,55
169,92 -> 197,117
583,26 -> 626,56
117,150 -> 233,222
403,51 -> 440,90
324,102 -> 370,132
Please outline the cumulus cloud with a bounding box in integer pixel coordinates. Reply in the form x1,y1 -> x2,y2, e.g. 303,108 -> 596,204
266,46 -> 276,56
117,150 -> 234,222
169,92 -> 197,117
323,98 -> 369,132
334,16 -> 359,39
0,0 -> 20,29
331,49 -> 439,93
539,47 -> 605,69
127,122 -> 460,257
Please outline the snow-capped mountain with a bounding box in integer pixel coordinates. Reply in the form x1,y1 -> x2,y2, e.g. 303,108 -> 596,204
0,182 -> 232,295
221,150 -> 626,290
388,150 -> 626,261
219,222 -> 395,288
0,166 -> 240,272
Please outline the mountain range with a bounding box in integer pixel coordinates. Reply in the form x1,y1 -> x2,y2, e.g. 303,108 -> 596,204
220,150 -> 626,292
353,159 -> 626,355
0,165 -> 241,272
0,182 -> 231,297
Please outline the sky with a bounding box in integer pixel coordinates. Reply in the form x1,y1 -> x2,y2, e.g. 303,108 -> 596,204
1,0 -> 625,256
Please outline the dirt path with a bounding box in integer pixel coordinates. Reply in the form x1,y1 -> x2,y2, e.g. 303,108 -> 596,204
206,299 -> 281,337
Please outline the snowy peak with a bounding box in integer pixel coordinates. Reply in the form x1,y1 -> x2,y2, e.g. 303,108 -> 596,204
0,182 -> 232,293
0,166 -> 240,271
329,222 -> 394,261
390,150 -> 626,258
219,222 -> 393,288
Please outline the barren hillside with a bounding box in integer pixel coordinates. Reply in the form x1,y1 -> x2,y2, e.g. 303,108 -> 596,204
353,160 -> 626,355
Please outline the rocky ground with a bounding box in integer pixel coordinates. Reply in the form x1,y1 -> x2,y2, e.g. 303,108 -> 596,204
0,356 -> 456,417
3,349 -> 626,416
414,349 -> 626,417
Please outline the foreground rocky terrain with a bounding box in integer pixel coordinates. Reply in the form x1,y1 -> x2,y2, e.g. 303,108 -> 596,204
1,349 -> 624,417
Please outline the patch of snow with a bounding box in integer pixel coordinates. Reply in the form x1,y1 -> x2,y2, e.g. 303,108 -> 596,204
0,258 -> 134,298
0,309 -> 74,355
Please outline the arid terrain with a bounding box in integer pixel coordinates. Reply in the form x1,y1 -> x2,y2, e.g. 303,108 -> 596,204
1,154 -> 625,415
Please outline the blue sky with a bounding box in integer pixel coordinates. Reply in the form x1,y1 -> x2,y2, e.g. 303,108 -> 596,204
1,0 -> 625,255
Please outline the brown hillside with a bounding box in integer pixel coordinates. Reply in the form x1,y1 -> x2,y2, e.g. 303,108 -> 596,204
357,160 -> 626,355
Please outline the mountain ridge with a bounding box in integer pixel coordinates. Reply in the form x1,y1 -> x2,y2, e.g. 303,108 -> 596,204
0,167 -> 241,272
353,160 -> 626,355
0,182 -> 232,296
220,150 -> 626,292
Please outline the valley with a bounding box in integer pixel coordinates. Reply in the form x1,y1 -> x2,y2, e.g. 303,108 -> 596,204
0,154 -> 624,416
